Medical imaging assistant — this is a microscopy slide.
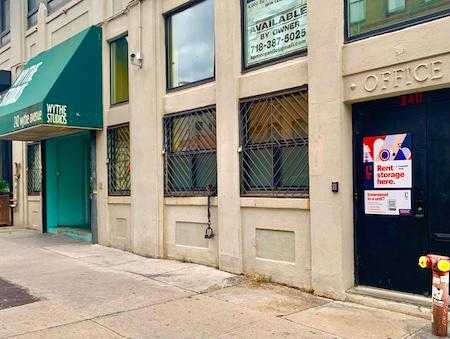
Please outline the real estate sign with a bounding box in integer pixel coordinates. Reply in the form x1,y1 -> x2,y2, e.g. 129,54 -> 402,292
244,0 -> 308,67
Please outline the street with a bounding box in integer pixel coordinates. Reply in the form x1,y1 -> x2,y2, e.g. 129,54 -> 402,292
0,228 -> 438,338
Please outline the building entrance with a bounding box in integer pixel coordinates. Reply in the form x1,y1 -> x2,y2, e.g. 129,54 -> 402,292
354,89 -> 450,295
44,132 -> 92,242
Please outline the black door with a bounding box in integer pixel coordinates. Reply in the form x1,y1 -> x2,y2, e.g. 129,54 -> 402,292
354,89 -> 450,296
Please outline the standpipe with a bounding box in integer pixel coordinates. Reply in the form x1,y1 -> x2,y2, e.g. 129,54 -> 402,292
419,254 -> 450,337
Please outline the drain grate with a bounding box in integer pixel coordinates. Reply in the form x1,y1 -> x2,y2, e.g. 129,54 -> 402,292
0,278 -> 39,310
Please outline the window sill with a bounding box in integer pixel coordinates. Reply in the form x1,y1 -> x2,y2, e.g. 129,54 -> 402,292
108,195 -> 131,205
25,26 -> 38,37
164,196 -> 218,207
240,197 -> 310,210
0,42 -> 10,54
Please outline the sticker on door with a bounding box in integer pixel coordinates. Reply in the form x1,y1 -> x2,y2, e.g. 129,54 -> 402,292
364,190 -> 412,216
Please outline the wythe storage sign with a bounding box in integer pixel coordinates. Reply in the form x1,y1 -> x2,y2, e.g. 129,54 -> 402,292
243,0 -> 308,68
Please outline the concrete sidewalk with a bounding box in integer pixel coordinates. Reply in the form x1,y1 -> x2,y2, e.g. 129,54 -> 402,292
0,229 -> 439,338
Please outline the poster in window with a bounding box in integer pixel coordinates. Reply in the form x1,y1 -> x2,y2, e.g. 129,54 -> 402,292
363,133 -> 412,189
244,0 -> 307,67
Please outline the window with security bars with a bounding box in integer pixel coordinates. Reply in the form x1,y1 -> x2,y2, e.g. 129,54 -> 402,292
164,107 -> 217,196
27,143 -> 41,195
107,124 -> 131,196
240,89 -> 309,197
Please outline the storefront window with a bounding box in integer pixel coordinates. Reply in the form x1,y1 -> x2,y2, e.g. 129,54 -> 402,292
107,124 -> 131,196
27,143 -> 41,195
240,89 -> 309,197
110,36 -> 129,105
163,107 -> 217,196
347,0 -> 450,40
166,0 -> 215,90
242,0 -> 308,69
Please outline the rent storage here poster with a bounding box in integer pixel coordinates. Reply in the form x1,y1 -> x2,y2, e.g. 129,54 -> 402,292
363,134 -> 412,215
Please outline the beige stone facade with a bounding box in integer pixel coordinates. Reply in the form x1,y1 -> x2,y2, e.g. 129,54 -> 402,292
3,0 -> 450,300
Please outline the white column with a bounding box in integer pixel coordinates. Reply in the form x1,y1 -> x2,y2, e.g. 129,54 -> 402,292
308,0 -> 354,299
215,0 -> 243,274
129,0 -> 164,257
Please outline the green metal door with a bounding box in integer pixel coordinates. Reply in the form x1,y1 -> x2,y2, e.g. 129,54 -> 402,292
46,132 -> 90,231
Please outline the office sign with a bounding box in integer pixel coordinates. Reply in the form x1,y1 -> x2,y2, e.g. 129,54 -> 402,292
244,0 -> 307,67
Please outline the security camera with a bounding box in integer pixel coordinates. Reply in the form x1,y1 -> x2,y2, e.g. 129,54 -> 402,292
130,51 -> 143,68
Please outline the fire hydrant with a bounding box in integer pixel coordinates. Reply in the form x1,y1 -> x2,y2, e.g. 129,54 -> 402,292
419,254 -> 450,337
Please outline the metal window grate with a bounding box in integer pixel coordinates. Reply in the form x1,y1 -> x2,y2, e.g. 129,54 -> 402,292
27,143 -> 41,195
240,89 -> 309,197
164,107 -> 217,196
107,124 -> 131,196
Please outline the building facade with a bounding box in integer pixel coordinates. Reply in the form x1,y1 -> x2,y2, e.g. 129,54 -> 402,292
1,0 -> 450,300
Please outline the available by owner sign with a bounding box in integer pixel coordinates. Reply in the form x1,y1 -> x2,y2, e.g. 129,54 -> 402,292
363,134 -> 413,216
244,0 -> 307,67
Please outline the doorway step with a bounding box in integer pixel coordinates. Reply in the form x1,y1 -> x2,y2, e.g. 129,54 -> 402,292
53,227 -> 92,243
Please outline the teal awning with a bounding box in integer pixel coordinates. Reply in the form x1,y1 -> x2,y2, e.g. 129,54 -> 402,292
0,26 -> 103,141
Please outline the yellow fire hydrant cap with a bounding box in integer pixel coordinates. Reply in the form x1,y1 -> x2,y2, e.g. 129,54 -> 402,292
437,260 -> 450,273
419,256 -> 429,269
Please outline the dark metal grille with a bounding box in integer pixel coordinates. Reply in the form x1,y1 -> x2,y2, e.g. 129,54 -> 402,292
107,124 -> 131,196
164,107 -> 217,196
240,89 -> 309,197
27,143 -> 41,195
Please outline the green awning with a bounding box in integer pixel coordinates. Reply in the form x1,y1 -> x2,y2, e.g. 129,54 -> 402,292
0,26 -> 103,141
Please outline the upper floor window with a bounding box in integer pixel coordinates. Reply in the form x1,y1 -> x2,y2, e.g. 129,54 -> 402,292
242,0 -> 308,70
347,0 -> 450,40
28,0 -> 71,28
27,0 -> 39,28
46,0 -> 70,14
110,35 -> 129,105
0,0 -> 10,46
165,0 -> 215,90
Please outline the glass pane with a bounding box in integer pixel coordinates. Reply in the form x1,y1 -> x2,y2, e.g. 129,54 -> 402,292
242,148 -> 273,190
28,0 -> 39,12
110,36 -> 129,105
243,0 -> 308,68
244,91 -> 308,145
167,0 -> 215,88
167,155 -> 193,192
348,0 -> 450,38
47,0 -> 70,14
194,152 -> 216,190
171,111 -> 216,152
388,0 -> 406,13
278,144 -> 309,190
350,0 -> 366,24
3,0 -> 9,31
